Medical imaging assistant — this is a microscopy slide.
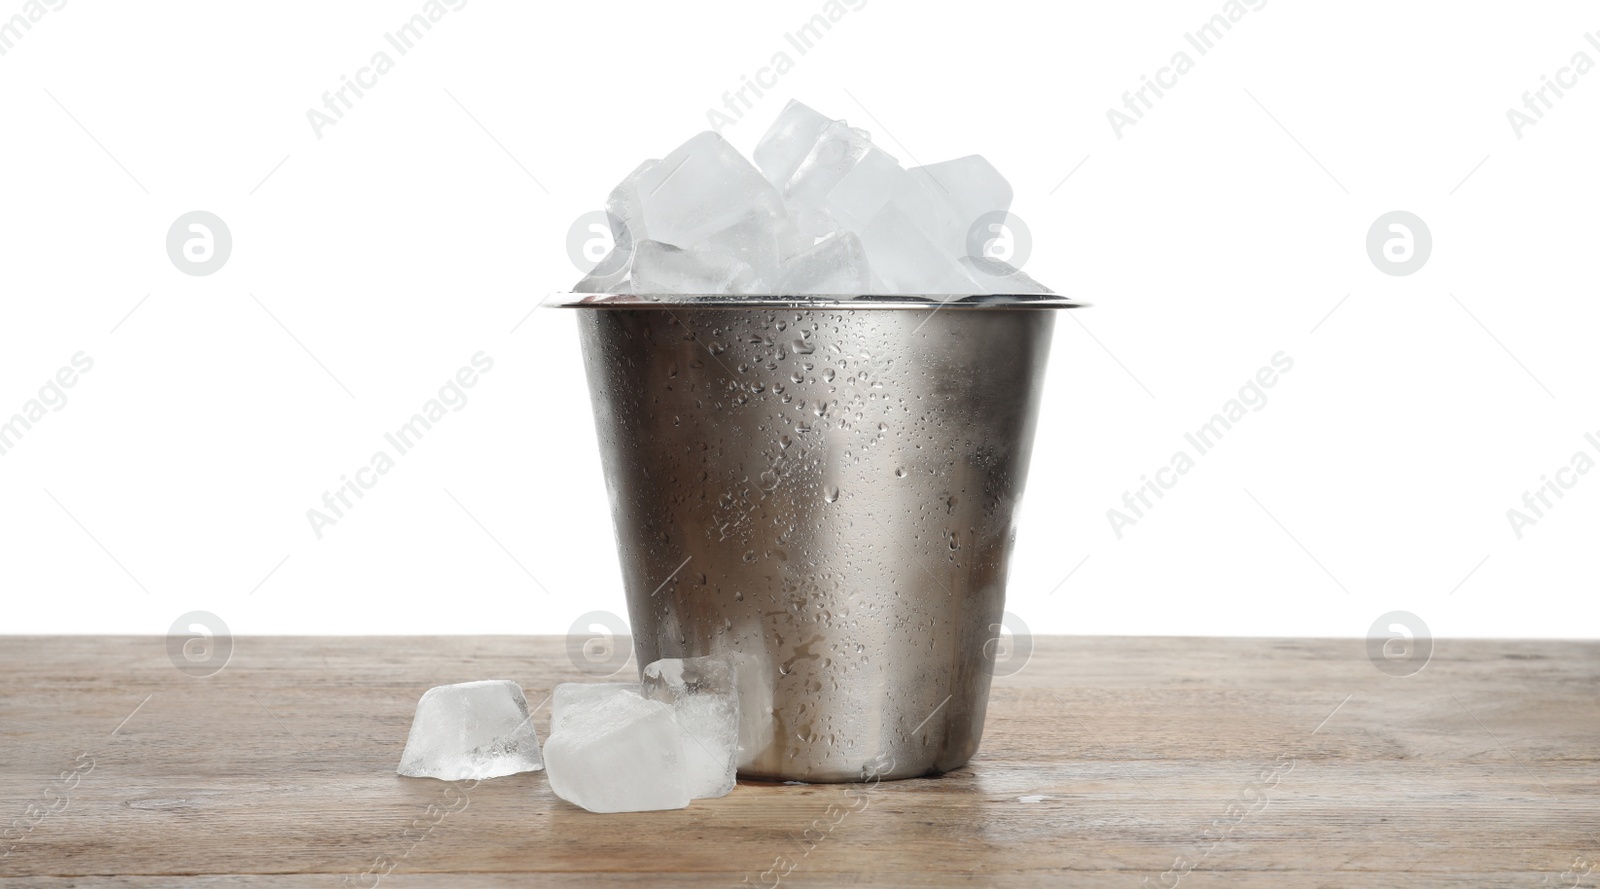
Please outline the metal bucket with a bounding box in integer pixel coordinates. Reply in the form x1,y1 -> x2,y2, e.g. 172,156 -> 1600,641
557,293 -> 1081,782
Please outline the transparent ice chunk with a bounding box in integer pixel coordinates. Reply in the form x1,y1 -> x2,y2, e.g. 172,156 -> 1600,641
724,650 -> 773,770
569,159 -> 657,293
573,247 -> 630,293
776,232 -> 871,295
783,122 -> 907,236
397,680 -> 544,781
544,693 -> 690,813
630,240 -> 757,294
637,132 -> 787,250
642,655 -> 739,800
692,210 -> 795,290
551,682 -> 640,734
754,100 -> 834,196
858,205 -> 979,294
605,159 -> 655,252
906,156 -> 1013,257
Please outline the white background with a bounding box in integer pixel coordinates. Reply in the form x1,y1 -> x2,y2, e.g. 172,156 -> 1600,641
2,0 -> 1596,639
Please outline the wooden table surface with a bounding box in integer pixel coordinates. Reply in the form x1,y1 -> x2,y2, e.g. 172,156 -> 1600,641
0,636 -> 1596,887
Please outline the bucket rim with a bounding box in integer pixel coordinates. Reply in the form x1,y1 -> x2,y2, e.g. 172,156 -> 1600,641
547,292 -> 1089,310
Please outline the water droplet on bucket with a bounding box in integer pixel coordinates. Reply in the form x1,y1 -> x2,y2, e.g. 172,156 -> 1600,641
824,486 -> 840,503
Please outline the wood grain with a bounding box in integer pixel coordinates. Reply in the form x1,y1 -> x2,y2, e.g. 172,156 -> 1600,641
0,636 -> 1596,887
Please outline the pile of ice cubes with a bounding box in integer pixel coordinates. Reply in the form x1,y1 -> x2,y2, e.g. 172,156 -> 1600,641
397,656 -> 740,814
574,100 -> 1051,297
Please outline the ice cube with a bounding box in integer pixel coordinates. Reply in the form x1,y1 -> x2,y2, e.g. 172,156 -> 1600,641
775,221 -> 817,264
606,159 -> 656,249
723,650 -> 773,769
754,100 -> 834,195
907,156 -> 1013,256
631,240 -> 756,294
784,122 -> 907,236
569,159 -> 657,293
692,210 -> 795,289
573,247 -> 630,293
858,205 -> 979,294
543,693 -> 690,813
397,680 -> 544,781
959,256 -> 1054,294
819,144 -> 906,233
551,682 -> 639,734
637,132 -> 787,250
776,232 -> 871,295
642,655 -> 739,800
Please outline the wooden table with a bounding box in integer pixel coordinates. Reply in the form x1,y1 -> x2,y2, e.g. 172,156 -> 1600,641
1,636 -> 1595,887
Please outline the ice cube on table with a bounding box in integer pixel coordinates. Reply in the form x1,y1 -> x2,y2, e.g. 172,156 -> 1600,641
397,680 -> 544,781
723,650 -> 773,769
636,132 -> 787,250
543,693 -> 690,813
642,655 -> 739,800
859,205 -> 980,295
631,240 -> 756,294
551,682 -> 639,734
754,100 -> 834,196
777,232 -> 871,295
959,256 -> 1054,294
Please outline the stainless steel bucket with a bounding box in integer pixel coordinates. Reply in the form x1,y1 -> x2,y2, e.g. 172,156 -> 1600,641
557,293 -> 1081,782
